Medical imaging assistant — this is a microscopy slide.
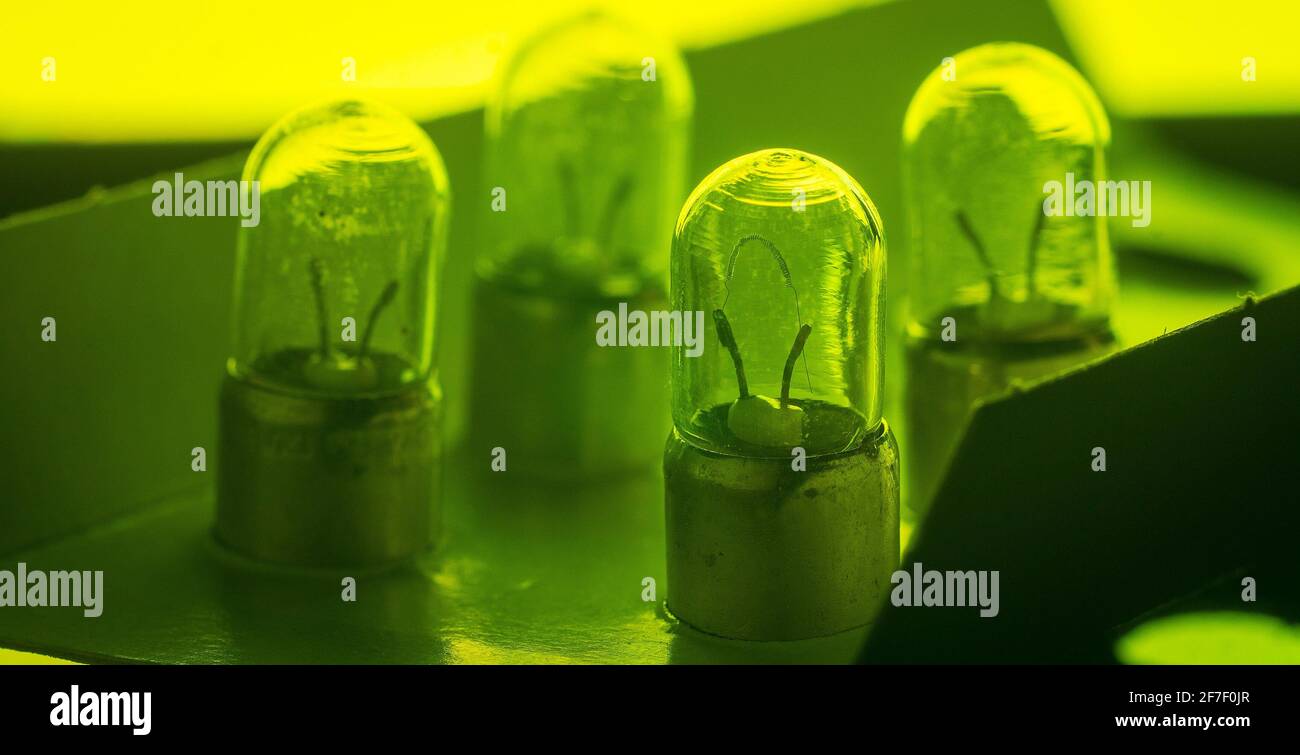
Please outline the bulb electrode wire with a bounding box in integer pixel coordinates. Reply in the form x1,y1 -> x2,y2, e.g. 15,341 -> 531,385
308,258 -> 399,365
309,257 -> 331,359
956,207 -> 1048,301
712,309 -> 749,399
955,211 -> 1002,300
557,159 -> 581,238
597,173 -> 635,253
719,234 -> 813,393
556,161 -> 637,272
781,324 -> 813,408
1026,204 -> 1046,297
358,280 -> 400,361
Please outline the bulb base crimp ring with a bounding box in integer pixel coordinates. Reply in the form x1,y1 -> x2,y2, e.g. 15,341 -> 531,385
664,421 -> 900,641
216,374 -> 440,569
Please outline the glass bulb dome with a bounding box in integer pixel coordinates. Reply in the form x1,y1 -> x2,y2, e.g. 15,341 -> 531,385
671,148 -> 886,458
482,11 -> 692,297
229,99 -> 449,396
903,42 -> 1114,342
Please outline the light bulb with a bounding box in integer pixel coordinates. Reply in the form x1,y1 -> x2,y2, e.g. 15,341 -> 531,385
469,11 -> 692,478
217,99 -> 449,568
901,43 -> 1118,518
664,148 -> 899,641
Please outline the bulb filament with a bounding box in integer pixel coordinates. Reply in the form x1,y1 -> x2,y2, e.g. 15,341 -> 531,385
721,235 -> 813,393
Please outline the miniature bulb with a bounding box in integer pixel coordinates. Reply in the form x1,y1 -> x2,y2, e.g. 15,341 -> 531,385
664,148 -> 898,641
903,42 -> 1114,342
672,148 -> 886,457
218,99 -> 448,568
483,10 -> 692,295
229,99 -> 448,394
469,12 -> 692,478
